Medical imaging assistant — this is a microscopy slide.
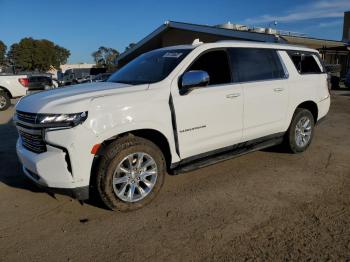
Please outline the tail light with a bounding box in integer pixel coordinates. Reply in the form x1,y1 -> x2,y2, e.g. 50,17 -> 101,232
18,78 -> 29,87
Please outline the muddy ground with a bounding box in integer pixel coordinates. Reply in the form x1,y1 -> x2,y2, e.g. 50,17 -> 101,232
0,91 -> 349,261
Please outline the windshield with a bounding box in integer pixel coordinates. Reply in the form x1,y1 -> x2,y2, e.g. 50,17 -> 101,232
107,48 -> 192,85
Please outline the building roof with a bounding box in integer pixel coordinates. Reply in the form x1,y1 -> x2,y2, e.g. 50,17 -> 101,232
116,20 -> 347,65
116,21 -> 281,64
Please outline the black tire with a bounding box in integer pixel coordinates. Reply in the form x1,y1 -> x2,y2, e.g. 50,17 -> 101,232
285,108 -> 315,153
96,135 -> 166,211
0,91 -> 11,111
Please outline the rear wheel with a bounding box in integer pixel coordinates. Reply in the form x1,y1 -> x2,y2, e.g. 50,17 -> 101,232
0,91 -> 10,111
96,136 -> 166,211
285,108 -> 315,153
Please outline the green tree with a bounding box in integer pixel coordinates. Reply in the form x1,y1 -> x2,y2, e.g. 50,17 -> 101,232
92,46 -> 119,71
7,38 -> 70,71
125,42 -> 136,52
55,46 -> 70,66
0,40 -> 7,65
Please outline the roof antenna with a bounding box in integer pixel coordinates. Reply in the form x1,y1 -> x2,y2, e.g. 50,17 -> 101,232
192,38 -> 203,45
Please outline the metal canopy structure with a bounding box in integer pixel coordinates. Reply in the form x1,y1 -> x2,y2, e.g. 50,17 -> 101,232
280,35 -> 347,50
116,20 -> 348,74
116,21 -> 283,66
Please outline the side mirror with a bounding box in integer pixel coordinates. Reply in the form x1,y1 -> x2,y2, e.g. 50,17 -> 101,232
180,70 -> 210,95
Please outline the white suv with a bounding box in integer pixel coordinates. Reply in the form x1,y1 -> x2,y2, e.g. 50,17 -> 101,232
14,41 -> 330,211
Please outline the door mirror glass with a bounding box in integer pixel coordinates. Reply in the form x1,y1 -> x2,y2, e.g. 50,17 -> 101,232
180,70 -> 209,94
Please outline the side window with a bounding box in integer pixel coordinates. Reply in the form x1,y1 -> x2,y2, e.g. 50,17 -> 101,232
301,55 -> 322,73
288,51 -> 322,74
187,50 -> 231,86
229,48 -> 286,82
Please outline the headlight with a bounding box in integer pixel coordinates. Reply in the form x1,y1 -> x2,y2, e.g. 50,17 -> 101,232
37,112 -> 88,127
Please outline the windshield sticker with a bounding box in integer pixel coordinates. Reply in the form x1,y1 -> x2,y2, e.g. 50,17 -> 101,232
163,52 -> 183,58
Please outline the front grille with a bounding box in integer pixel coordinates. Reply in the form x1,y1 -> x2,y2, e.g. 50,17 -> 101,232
16,111 -> 37,124
15,111 -> 47,154
18,128 -> 46,153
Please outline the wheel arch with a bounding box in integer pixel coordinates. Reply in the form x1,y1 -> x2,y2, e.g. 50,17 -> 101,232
95,128 -> 173,171
295,100 -> 318,123
0,86 -> 13,98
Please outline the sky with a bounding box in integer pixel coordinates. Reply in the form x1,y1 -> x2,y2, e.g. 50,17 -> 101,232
0,0 -> 349,64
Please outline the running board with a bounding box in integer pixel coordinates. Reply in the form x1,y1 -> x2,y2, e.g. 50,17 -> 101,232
171,133 -> 284,174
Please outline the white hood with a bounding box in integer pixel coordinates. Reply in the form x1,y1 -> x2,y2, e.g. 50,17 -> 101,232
16,82 -> 149,114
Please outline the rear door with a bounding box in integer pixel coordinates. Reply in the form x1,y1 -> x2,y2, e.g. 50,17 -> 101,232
171,49 -> 243,159
228,48 -> 289,141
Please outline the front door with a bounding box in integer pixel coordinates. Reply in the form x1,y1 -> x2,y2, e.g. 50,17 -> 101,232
171,49 -> 243,159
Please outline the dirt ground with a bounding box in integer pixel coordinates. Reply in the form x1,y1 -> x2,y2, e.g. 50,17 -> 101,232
0,91 -> 349,261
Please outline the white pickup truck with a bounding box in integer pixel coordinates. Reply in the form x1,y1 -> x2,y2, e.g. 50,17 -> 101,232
0,74 -> 28,110
14,41 -> 330,211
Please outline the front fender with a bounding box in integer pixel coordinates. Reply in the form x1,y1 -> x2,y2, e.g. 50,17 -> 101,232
85,89 -> 180,163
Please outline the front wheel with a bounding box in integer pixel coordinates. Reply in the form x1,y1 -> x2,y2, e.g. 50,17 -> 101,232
0,91 -> 10,111
285,108 -> 315,153
96,136 -> 166,211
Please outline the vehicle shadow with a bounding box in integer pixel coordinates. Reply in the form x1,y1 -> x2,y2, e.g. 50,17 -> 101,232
331,90 -> 350,96
260,143 -> 291,154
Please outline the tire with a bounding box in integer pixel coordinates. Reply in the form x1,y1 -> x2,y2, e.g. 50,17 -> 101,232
96,135 -> 166,211
0,91 -> 10,111
285,108 -> 315,153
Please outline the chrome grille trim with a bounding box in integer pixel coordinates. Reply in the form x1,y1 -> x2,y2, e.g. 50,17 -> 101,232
16,111 -> 37,124
14,118 -> 39,128
16,125 -> 42,135
15,111 -> 47,154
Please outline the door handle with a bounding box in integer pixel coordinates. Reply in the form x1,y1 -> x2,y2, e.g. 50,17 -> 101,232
273,88 -> 284,92
226,93 -> 241,99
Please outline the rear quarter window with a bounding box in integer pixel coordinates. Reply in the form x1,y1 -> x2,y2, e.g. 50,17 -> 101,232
287,51 -> 324,74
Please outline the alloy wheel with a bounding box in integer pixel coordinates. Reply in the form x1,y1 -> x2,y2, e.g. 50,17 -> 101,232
112,152 -> 158,202
0,95 -> 7,109
295,116 -> 312,147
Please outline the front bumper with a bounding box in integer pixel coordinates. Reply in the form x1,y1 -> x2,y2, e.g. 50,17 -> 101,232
16,139 -> 89,200
23,167 -> 89,200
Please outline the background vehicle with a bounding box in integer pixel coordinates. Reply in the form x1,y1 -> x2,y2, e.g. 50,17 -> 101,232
345,69 -> 350,88
59,68 -> 90,85
325,64 -> 341,89
25,75 -> 56,95
0,74 -> 57,110
58,67 -> 107,85
0,74 -> 28,110
14,41 -> 330,211
80,73 -> 112,83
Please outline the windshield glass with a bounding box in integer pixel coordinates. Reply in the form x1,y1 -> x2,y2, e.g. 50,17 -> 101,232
107,48 -> 192,85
